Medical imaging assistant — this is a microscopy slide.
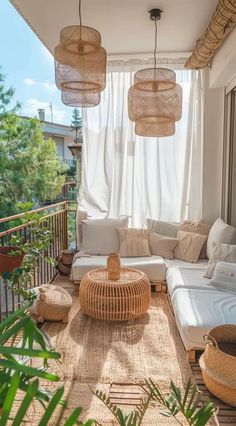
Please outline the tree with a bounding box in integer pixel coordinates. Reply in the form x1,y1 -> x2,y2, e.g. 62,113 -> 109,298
70,108 -> 82,142
0,69 -> 67,219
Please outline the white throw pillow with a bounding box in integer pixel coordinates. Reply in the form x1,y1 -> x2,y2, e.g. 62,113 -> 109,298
204,243 -> 236,278
81,217 -> 129,255
174,231 -> 207,263
147,219 -> 179,238
207,218 -> 236,259
208,261 -> 236,293
149,233 -> 178,259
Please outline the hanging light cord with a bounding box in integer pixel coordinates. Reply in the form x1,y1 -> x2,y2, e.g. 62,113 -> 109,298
79,0 -> 82,26
154,18 -> 157,70
79,0 -> 82,40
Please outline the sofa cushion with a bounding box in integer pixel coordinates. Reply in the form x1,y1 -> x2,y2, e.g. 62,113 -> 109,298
81,217 -> 129,255
171,287 -> 236,350
71,255 -> 166,282
118,228 -> 151,257
149,233 -> 178,259
166,266 -> 210,297
179,220 -> 212,259
174,231 -> 206,263
204,242 -> 236,278
208,261 -> 236,294
147,219 -> 179,237
207,218 -> 236,259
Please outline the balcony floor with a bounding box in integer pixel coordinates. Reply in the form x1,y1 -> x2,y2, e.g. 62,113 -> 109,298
44,275 -> 236,426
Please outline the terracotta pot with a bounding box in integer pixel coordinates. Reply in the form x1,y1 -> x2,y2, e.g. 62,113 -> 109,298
0,246 -> 25,274
107,253 -> 121,280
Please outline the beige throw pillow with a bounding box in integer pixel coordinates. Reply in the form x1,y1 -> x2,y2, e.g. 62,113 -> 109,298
149,233 -> 178,259
204,243 -> 236,278
118,228 -> 151,257
147,219 -> 179,237
174,231 -> 207,263
207,218 -> 236,259
180,220 -> 212,259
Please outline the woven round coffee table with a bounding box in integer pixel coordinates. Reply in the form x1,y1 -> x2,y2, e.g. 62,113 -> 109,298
79,267 -> 151,321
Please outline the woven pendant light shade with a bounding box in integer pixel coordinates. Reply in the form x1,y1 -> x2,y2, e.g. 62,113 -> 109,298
54,25 -> 106,107
128,9 -> 182,137
61,88 -> 100,107
128,68 -> 182,137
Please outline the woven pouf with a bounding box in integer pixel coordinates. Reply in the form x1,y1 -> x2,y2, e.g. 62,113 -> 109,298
28,284 -> 73,323
79,267 -> 151,321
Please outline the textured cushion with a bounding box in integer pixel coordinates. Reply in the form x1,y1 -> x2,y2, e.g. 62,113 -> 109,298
147,219 -> 179,238
171,287 -> 236,350
208,261 -> 236,293
118,228 -> 151,257
180,220 -> 212,259
71,255 -> 166,282
149,233 -> 178,259
28,284 -> 72,323
166,266 -> 210,297
81,217 -> 129,255
174,231 -> 207,263
207,218 -> 236,259
204,243 -> 236,278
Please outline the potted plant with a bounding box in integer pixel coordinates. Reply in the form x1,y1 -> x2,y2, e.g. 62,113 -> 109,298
0,213 -> 54,296
0,245 -> 25,274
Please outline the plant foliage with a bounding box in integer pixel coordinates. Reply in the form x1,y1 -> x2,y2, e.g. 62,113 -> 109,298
0,304 -> 95,425
0,68 -> 67,219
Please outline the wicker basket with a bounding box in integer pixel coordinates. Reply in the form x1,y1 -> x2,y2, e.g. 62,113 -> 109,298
199,324 -> 236,406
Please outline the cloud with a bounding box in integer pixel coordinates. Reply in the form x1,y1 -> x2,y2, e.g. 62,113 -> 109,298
22,98 -> 68,124
24,78 -> 56,92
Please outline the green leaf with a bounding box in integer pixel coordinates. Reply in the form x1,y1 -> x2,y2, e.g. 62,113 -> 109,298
63,407 -> 83,426
38,386 -> 64,426
0,372 -> 20,426
12,379 -> 39,426
0,346 -> 60,359
0,359 -> 59,381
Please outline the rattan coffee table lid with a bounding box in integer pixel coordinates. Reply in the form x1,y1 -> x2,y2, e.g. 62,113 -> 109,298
86,267 -> 146,286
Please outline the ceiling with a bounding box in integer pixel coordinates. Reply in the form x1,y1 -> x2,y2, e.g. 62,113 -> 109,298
11,0 -> 218,58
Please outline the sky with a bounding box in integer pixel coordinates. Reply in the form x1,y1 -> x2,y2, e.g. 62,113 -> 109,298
0,0 -> 74,125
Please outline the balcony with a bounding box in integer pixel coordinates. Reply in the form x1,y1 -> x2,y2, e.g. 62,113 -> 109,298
0,201 -> 76,320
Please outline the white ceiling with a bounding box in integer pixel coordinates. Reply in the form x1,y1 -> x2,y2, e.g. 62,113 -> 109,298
11,0 -> 218,58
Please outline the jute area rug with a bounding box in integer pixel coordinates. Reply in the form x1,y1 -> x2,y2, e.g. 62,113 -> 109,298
30,287 -> 216,425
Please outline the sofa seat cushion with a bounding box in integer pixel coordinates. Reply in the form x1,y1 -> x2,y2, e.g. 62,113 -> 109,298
71,255 -> 166,282
165,258 -> 208,269
166,266 -> 210,297
171,288 -> 236,350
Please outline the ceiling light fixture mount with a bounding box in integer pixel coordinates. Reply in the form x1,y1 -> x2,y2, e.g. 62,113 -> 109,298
128,8 -> 182,137
148,8 -> 162,21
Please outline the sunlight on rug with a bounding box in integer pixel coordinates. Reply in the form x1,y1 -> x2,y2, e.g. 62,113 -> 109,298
31,290 -> 217,425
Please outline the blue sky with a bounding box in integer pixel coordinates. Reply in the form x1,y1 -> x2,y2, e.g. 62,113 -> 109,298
0,0 -> 73,124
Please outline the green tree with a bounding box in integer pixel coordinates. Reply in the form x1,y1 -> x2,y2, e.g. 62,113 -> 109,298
70,108 -> 82,142
0,69 -> 67,218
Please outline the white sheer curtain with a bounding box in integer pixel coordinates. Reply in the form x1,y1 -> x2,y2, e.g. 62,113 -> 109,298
79,65 -> 203,226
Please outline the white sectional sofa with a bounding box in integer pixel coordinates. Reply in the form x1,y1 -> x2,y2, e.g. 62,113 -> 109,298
71,215 -> 236,360
166,260 -> 236,358
71,254 -> 167,291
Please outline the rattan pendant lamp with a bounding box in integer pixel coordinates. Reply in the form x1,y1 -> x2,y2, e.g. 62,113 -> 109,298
54,0 -> 106,107
128,9 -> 182,137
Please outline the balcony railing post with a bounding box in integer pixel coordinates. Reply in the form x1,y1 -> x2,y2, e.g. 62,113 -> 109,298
63,201 -> 69,250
